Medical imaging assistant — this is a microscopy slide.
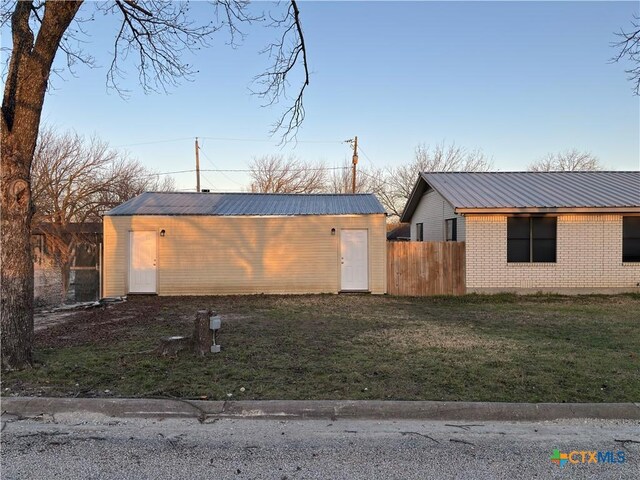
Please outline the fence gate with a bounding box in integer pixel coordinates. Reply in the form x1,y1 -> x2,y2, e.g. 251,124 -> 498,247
387,241 -> 465,296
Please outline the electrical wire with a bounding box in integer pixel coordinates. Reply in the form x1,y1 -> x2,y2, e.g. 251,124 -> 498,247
140,166 -> 351,177
357,144 -> 378,168
358,168 -> 395,187
199,136 -> 344,144
114,136 -> 344,148
198,141 -> 247,187
113,137 -> 193,148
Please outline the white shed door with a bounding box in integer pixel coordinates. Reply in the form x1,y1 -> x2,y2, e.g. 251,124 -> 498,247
129,231 -> 157,293
340,229 -> 368,291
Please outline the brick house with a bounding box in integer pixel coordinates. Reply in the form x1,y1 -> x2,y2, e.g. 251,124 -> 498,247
400,171 -> 640,294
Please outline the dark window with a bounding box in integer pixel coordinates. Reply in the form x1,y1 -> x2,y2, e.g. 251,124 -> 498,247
532,217 -> 556,262
507,217 -> 556,263
416,223 -> 423,242
445,218 -> 457,241
507,217 -> 531,262
623,216 -> 640,262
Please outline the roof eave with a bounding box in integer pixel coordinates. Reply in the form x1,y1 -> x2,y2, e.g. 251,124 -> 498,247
104,212 -> 386,217
399,175 -> 425,223
400,173 -> 459,222
456,207 -> 640,214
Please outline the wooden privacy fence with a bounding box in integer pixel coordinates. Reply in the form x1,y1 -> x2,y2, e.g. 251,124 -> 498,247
387,241 -> 465,296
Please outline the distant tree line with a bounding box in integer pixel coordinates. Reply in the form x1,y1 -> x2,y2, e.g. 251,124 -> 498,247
39,129 -> 603,236
248,143 -> 602,220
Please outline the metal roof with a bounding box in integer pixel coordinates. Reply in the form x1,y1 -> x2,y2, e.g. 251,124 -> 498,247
401,171 -> 640,221
105,192 -> 386,216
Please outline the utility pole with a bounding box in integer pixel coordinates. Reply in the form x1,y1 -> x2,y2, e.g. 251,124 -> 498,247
351,135 -> 358,194
195,137 -> 201,193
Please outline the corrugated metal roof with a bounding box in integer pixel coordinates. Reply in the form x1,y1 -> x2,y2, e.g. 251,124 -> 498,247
105,192 -> 386,216
401,171 -> 640,221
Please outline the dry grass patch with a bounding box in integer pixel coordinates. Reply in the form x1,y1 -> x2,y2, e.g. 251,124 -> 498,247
2,293 -> 639,402
357,323 -> 519,352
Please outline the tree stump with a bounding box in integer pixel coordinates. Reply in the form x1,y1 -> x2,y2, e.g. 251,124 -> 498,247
193,309 -> 214,356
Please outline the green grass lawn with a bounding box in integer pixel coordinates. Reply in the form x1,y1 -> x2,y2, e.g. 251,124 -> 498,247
2,293 -> 639,402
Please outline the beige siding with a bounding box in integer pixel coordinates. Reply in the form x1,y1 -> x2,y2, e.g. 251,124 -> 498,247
410,189 -> 465,242
103,214 -> 386,296
466,214 -> 640,293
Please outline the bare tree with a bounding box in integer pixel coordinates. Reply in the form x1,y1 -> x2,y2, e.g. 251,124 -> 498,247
248,155 -> 327,193
97,157 -> 175,208
527,149 -> 603,172
31,127 -> 174,299
413,142 -> 493,173
1,0 -> 309,369
253,0 -> 309,139
613,14 -> 640,95
327,160 -> 375,194
381,142 -> 493,218
363,167 -> 399,217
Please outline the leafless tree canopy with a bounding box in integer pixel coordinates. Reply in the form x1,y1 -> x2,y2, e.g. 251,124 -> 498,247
1,0 -> 310,369
31,127 -> 174,296
380,142 -> 493,218
252,0 -> 309,140
412,142 -> 493,173
527,149 -> 603,172
613,14 -> 640,95
248,155 -> 327,194
247,142 -> 491,220
327,160 -> 376,194
1,0 -> 309,136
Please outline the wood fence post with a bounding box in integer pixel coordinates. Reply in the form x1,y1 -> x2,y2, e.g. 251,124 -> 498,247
193,309 -> 214,356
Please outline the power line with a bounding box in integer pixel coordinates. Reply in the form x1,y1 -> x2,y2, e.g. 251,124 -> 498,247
141,169 -> 197,177
200,171 -> 217,189
358,168 -> 395,187
198,141 -> 246,187
357,144 -> 378,168
141,166 -> 351,177
114,136 -> 344,148
113,137 -> 193,148
198,136 -> 344,144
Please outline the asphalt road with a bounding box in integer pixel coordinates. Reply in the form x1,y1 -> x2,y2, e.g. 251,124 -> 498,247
2,414 -> 639,479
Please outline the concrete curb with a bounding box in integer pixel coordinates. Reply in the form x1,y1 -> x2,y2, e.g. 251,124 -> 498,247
2,397 -> 640,422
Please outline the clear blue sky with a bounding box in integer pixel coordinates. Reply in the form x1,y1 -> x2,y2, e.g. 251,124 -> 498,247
6,1 -> 640,190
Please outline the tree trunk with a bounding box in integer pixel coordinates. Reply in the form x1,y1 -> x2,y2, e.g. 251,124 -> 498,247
193,310 -> 214,356
0,144 -> 35,369
1,1 -> 82,370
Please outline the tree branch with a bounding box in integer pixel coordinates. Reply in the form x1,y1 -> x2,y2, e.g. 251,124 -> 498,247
252,0 -> 309,142
612,14 -> 640,95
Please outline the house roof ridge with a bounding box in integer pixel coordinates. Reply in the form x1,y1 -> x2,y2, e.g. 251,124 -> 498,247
142,191 -> 375,196
106,191 -> 386,216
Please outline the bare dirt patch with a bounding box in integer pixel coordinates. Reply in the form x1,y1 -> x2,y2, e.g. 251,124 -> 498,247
34,310 -> 81,332
35,301 -> 167,348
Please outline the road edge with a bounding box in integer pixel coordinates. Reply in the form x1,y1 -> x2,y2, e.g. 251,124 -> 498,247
2,397 -> 640,422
